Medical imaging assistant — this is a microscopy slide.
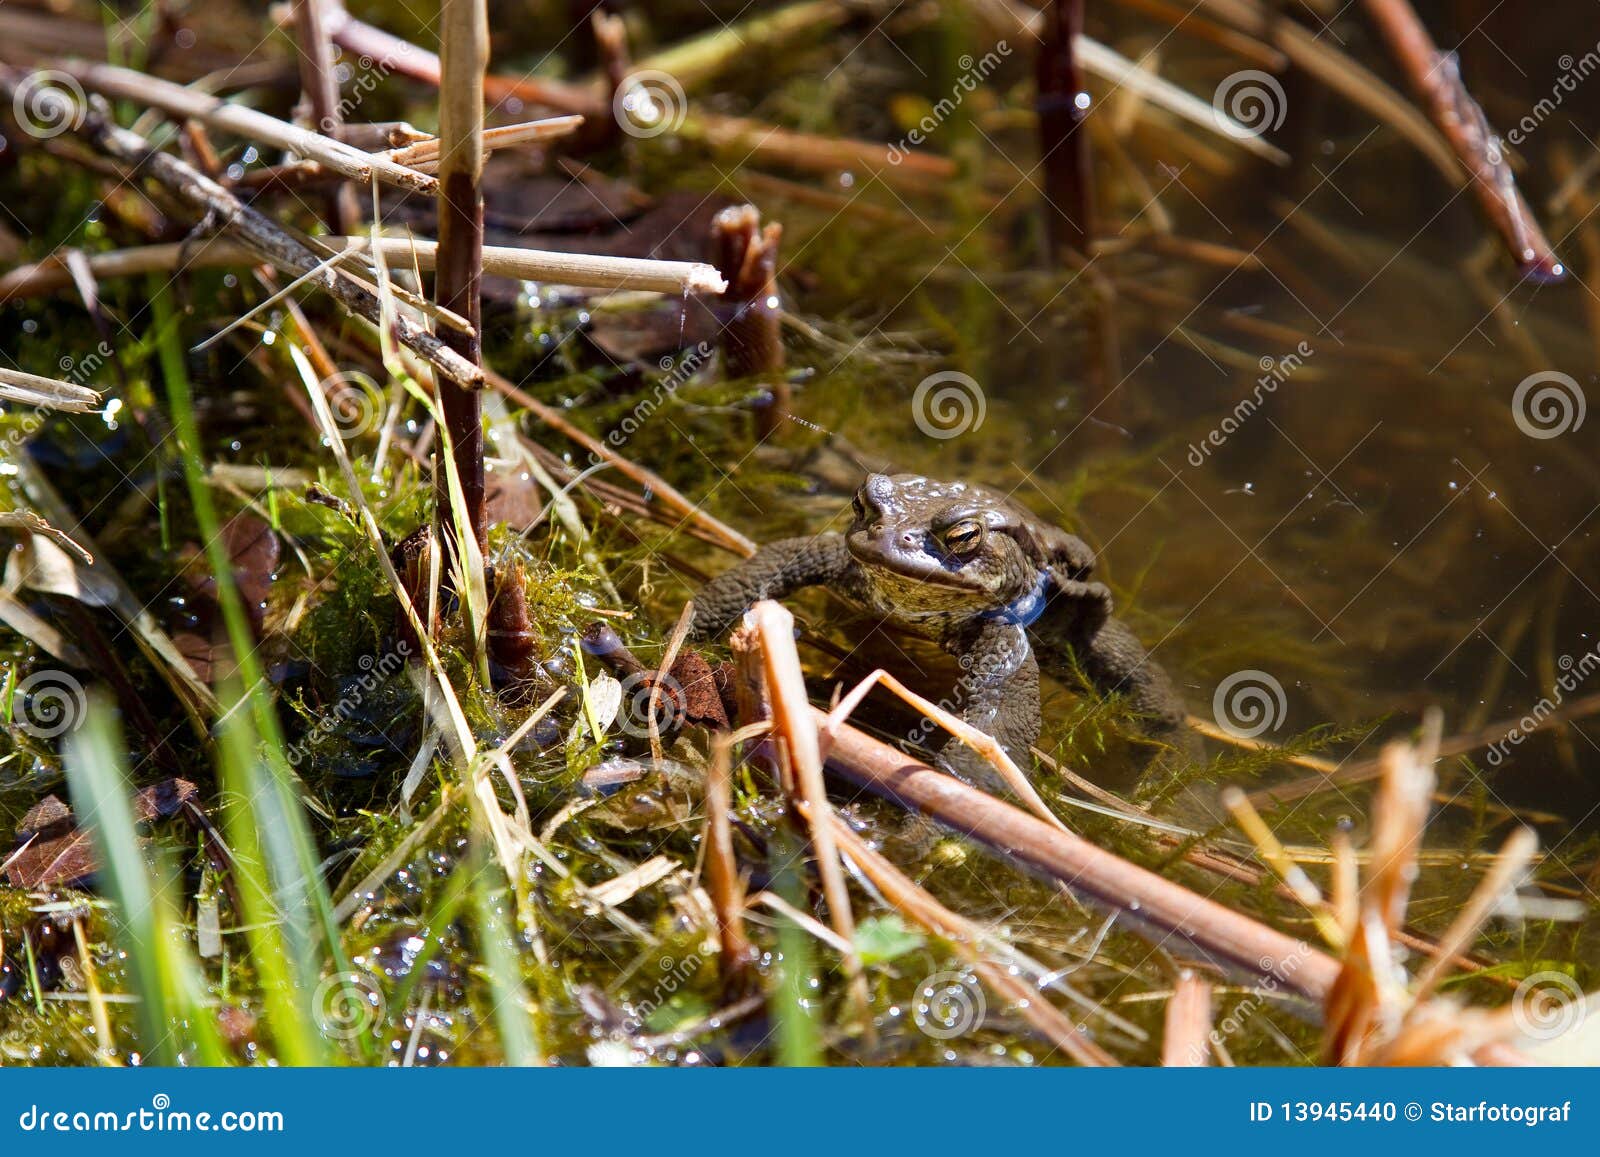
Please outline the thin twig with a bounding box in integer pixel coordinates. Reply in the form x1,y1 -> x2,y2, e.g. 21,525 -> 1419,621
378,116 -> 584,170
289,0 -> 360,231
49,57 -> 437,194
707,736 -> 758,995
0,367 -> 102,412
0,67 -> 483,388
1359,0 -> 1563,280
0,236 -> 726,301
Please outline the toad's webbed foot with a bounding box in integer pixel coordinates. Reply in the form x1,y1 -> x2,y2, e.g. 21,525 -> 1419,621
687,533 -> 855,640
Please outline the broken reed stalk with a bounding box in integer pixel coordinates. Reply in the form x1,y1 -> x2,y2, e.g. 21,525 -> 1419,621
0,67 -> 483,389
745,604 -> 869,1024
710,205 -> 787,439
1035,0 -> 1095,260
1161,970 -> 1214,1066
707,736 -> 758,996
0,238 -> 726,301
434,0 -> 490,563
289,0 -> 360,232
1360,0 -> 1563,280
822,705 -> 1340,997
46,58 -> 437,194
377,116 -> 584,171
0,367 -> 102,412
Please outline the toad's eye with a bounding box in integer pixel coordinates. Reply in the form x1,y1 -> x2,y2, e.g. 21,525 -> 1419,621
939,518 -> 984,555
851,495 -> 866,521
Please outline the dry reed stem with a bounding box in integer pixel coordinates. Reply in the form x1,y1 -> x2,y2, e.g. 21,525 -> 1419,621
289,0 -> 360,232
746,603 -> 867,1020
51,58 -> 437,193
0,237 -> 726,300
1409,827 -> 1537,1004
647,601 -> 695,765
1161,970 -> 1214,1066
819,709 -> 1343,997
0,69 -> 483,388
379,116 -> 584,170
434,0 -> 491,572
1360,0 -> 1564,280
821,668 -> 1069,832
706,736 -> 758,994
1321,723 -> 1542,1065
0,367 -> 102,412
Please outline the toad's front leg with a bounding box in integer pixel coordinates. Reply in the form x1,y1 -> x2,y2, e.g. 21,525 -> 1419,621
688,533 -> 857,640
928,619 -> 1041,793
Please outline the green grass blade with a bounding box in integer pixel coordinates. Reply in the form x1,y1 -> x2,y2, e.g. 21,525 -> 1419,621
64,698 -> 228,1065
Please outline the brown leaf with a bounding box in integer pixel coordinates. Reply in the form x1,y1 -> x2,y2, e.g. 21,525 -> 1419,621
667,650 -> 730,730
133,777 -> 199,823
4,779 -> 199,888
16,794 -> 73,838
5,828 -> 96,888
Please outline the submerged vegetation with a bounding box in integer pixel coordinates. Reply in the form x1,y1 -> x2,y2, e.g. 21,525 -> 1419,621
0,0 -> 1596,1067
